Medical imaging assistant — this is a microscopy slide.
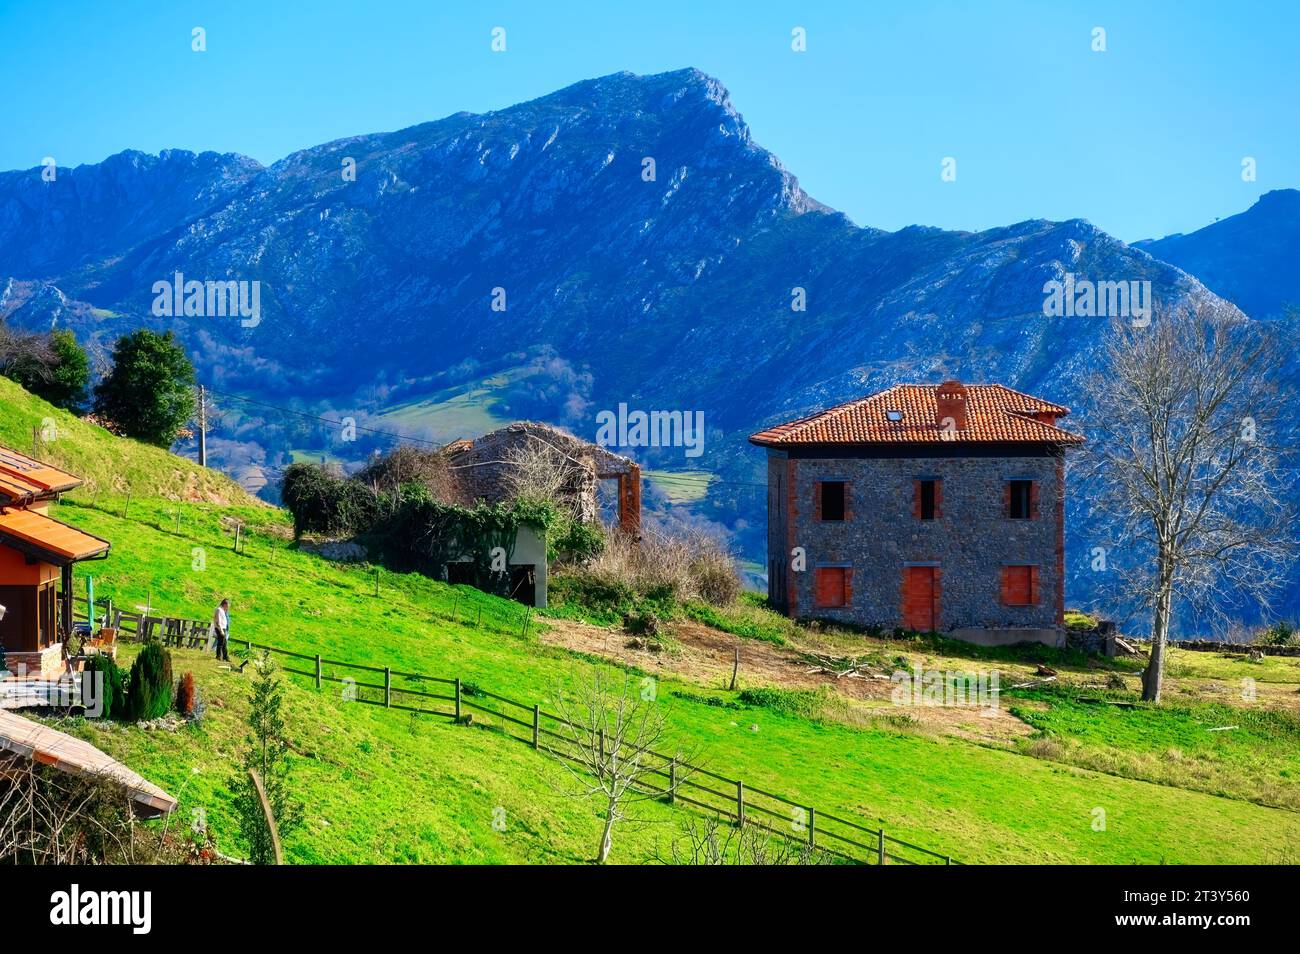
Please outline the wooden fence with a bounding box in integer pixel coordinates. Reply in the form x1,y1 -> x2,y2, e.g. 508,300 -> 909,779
75,596 -> 961,865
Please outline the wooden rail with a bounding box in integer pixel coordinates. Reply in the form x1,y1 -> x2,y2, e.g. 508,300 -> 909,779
93,595 -> 960,865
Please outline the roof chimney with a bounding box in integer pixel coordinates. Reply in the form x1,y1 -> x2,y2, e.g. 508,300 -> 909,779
935,380 -> 968,433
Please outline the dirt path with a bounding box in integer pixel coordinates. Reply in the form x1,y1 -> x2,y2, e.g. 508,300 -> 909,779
539,616 -> 1035,745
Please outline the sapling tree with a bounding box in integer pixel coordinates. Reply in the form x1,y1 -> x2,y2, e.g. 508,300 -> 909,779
1082,300 -> 1295,701
546,671 -> 691,864
230,652 -> 304,863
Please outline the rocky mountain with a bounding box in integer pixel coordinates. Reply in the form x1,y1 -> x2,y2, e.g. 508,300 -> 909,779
0,69 -> 1225,419
1136,189 -> 1300,320
1,68 -> 1293,623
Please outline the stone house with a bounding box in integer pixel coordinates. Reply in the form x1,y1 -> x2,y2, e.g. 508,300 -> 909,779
438,422 -> 641,608
750,381 -> 1083,647
307,422 -> 642,610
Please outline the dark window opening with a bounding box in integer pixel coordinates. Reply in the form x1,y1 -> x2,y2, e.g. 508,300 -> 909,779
1009,480 -> 1033,519
819,481 -> 846,521
919,479 -> 937,520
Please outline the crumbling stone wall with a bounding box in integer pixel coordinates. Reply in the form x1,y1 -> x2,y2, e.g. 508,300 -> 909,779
447,421 -> 637,526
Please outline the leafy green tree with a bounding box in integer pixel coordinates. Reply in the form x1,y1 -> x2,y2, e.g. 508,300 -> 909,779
93,330 -> 196,446
1,328 -> 90,411
231,653 -> 304,864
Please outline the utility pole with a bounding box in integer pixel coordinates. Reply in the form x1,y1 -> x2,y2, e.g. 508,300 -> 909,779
197,384 -> 208,467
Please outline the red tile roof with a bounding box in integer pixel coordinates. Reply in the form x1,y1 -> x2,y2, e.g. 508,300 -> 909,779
0,446 -> 82,503
749,383 -> 1084,447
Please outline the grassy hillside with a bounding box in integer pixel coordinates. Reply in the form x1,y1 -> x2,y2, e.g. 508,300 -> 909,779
7,378 -> 1297,865
0,376 -> 259,505
43,493 -> 1300,864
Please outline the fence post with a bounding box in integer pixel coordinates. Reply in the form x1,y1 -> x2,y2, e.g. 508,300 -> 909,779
878,828 -> 886,865
454,678 -> 462,722
668,758 -> 677,804
315,654 -> 322,689
384,667 -> 392,707
808,807 -> 816,848
736,780 -> 745,827
532,704 -> 540,749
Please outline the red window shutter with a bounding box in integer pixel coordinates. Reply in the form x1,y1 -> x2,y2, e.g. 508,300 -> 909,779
1029,566 -> 1040,605
815,567 -> 847,608
934,479 -> 943,519
1029,481 -> 1039,520
843,568 -> 854,603
913,480 -> 922,519
1002,566 -> 1033,606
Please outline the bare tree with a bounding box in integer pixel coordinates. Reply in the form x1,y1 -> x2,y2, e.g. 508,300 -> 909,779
656,813 -> 825,865
503,437 -> 588,515
545,671 -> 691,864
1082,300 -> 1296,701
0,319 -> 55,377
0,757 -> 147,864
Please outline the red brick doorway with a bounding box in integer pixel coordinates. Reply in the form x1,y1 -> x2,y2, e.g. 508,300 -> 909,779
902,566 -> 939,631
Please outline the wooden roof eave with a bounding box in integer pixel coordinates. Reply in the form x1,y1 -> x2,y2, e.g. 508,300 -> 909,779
0,528 -> 111,567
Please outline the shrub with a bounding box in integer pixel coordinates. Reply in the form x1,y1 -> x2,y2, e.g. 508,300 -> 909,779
738,686 -> 825,719
576,527 -> 741,608
175,672 -> 197,716
1258,620 -> 1296,647
553,518 -> 605,562
123,643 -> 174,721
84,654 -> 125,720
689,537 -> 741,605
282,462 -> 381,538
622,609 -> 664,639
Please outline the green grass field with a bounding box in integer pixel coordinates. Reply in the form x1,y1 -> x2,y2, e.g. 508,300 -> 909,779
7,381 -> 1299,865
374,369 -> 520,441
643,469 -> 716,504
44,494 -> 1300,864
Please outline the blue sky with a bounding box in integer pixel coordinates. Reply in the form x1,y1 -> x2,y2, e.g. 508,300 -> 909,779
2,0 -> 1295,241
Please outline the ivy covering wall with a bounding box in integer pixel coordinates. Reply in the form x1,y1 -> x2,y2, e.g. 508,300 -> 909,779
281,462 -> 598,596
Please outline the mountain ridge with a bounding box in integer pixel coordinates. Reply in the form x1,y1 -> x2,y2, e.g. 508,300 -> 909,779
1,68 -> 1292,619
1134,188 -> 1300,319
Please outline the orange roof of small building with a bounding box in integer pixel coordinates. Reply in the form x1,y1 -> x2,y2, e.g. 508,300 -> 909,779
0,446 -> 82,503
0,710 -> 176,816
0,507 -> 110,563
749,383 -> 1084,447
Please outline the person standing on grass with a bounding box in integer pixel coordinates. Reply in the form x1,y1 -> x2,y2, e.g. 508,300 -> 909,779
213,598 -> 231,662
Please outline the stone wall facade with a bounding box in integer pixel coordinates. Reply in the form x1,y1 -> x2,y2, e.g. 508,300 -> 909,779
764,447 -> 1066,632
